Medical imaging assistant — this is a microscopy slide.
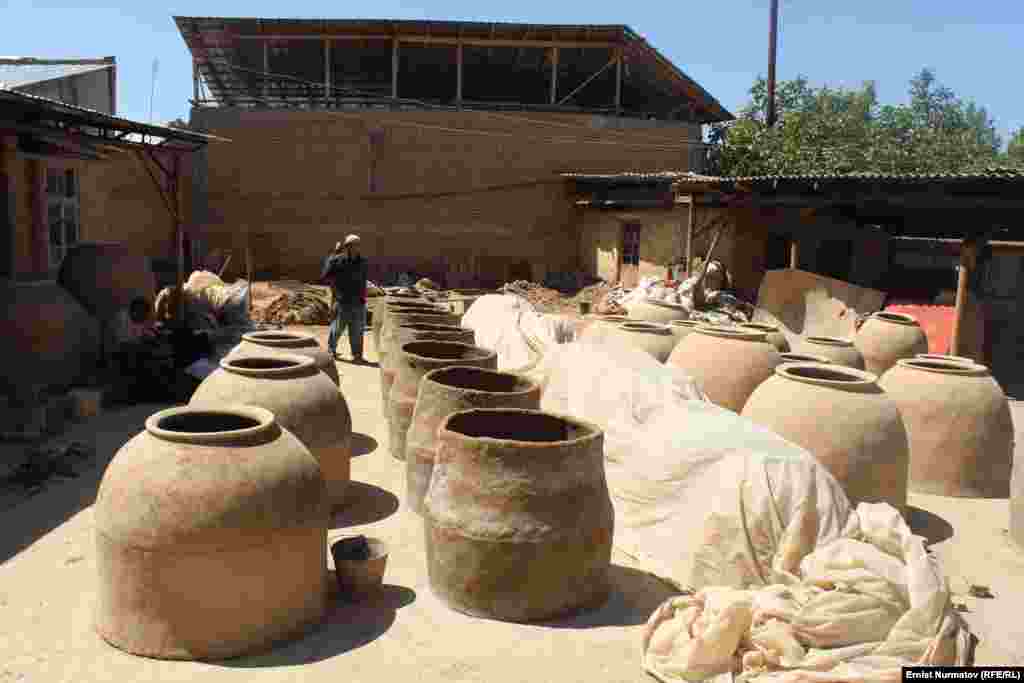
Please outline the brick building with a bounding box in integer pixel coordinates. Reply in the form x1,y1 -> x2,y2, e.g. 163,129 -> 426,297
176,17 -> 732,286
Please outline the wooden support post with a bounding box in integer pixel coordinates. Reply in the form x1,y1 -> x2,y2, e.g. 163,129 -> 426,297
789,239 -> 799,269
456,43 -> 463,107
324,39 -> 332,106
549,47 -> 559,104
262,41 -> 270,102
192,60 -> 200,103
391,39 -> 399,100
685,199 -> 694,274
950,240 -> 979,356
246,240 -> 254,316
614,50 -> 623,114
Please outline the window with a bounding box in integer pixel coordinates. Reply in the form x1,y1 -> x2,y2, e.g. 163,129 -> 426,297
47,168 -> 79,269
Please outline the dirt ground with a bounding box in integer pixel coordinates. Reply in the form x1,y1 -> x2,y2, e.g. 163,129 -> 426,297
1,324 -> 1022,681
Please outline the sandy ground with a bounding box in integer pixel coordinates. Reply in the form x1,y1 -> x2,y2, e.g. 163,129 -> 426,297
1,324 -> 1023,681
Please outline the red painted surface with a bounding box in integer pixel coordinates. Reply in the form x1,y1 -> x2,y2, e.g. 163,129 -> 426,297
884,302 -> 954,355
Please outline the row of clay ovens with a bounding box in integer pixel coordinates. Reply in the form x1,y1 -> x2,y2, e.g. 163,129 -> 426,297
582,311 -> 1016,521
93,304 -> 617,661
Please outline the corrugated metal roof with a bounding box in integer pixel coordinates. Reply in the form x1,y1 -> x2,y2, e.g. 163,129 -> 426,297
563,169 -> 1024,185
0,59 -> 113,89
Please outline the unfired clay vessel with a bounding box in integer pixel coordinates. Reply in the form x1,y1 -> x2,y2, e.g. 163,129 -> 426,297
378,305 -> 459,400
228,330 -> 339,386
855,312 -> 929,377
626,298 -> 689,324
406,366 -> 541,516
380,322 -> 474,422
740,322 -> 791,353
742,362 -> 910,511
797,336 -> 865,369
94,405 -> 328,660
666,325 -> 781,413
0,279 -> 100,395
1013,454 -> 1024,550
57,242 -> 156,321
668,319 -> 700,344
424,408 -> 614,622
878,358 -> 1013,498
388,341 -> 497,460
584,321 -> 678,362
372,296 -> 431,356
190,354 -> 353,507
916,353 -> 974,365
780,352 -> 831,364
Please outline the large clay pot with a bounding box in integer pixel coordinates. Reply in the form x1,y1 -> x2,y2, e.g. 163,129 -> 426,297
1013,452 -> 1024,550
604,321 -> 679,362
94,404 -> 328,660
190,354 -> 353,507
57,242 -> 156,321
407,367 -> 541,516
227,330 -> 339,386
855,312 -> 929,377
740,322 -> 790,353
372,297 -> 432,356
378,305 -> 459,383
424,408 -> 614,622
916,353 -> 974,365
780,351 -> 831,364
666,326 -> 781,412
380,322 -> 475,421
797,336 -> 865,369
668,319 -> 700,344
742,363 -> 909,511
0,279 -> 100,396
878,358 -> 1013,498
626,298 -> 689,324
388,341 -> 497,461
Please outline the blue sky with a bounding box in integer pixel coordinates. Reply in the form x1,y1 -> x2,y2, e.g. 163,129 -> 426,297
3,0 -> 1021,144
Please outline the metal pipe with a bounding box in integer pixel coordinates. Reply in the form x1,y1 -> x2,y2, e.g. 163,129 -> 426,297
766,0 -> 779,127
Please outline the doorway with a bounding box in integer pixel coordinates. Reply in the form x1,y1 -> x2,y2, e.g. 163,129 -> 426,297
620,223 -> 641,287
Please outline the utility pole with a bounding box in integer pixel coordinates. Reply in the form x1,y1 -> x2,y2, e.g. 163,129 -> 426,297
766,0 -> 780,127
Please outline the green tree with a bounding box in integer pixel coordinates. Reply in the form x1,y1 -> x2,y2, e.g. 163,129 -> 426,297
707,69 -> 1003,176
1008,128 -> 1024,166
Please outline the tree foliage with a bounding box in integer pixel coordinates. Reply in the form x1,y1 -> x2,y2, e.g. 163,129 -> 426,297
1009,128 -> 1024,166
707,69 -> 1008,175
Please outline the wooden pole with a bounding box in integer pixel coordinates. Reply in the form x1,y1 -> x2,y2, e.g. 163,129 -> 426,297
324,39 -> 332,106
950,240 -> 978,356
262,41 -> 270,102
766,0 -> 780,127
685,198 -> 694,274
614,50 -> 623,114
456,43 -> 463,107
549,47 -> 558,104
789,238 -> 799,269
246,239 -> 254,317
391,39 -> 399,100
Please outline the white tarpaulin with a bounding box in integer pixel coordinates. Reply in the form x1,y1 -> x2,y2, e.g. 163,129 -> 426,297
461,294 -> 576,375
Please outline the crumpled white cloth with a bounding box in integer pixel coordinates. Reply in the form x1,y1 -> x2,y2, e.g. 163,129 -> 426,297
641,503 -> 973,682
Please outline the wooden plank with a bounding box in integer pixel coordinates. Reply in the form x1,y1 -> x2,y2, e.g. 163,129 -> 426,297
950,240 -> 978,356
456,43 -> 463,105
549,47 -> 558,104
237,34 -> 620,49
391,39 -> 399,99
614,51 -> 622,112
324,39 -> 332,103
789,239 -> 799,269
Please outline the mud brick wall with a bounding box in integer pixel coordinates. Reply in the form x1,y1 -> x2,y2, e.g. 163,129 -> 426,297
189,108 -> 701,285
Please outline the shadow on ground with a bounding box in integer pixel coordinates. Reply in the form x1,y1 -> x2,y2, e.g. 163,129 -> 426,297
0,403 -> 165,565
535,564 -> 678,629
906,505 -> 955,546
219,582 -> 416,667
330,481 -> 400,529
351,433 -> 379,458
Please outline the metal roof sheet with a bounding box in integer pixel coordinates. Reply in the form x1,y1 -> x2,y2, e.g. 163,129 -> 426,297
563,169 -> 1024,185
0,60 -> 113,89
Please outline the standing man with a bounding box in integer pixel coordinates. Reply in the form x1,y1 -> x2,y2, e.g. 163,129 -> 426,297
321,234 -> 369,363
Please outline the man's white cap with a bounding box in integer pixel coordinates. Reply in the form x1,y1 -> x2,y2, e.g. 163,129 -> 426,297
344,234 -> 360,246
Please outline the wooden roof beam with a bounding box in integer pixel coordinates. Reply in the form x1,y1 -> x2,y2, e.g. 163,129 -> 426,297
235,34 -> 620,49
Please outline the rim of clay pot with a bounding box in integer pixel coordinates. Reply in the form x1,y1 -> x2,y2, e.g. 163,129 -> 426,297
805,335 -> 855,348
915,353 -> 975,365
895,358 -> 989,376
586,314 -> 630,322
694,325 -> 768,342
780,352 -> 831,364
776,362 -> 879,387
397,322 -> 466,333
331,536 -> 389,562
871,311 -> 919,326
400,340 -> 496,363
440,408 -> 602,448
145,404 -> 276,444
618,321 -> 671,335
424,365 -> 539,396
220,353 -> 317,377
669,319 -> 700,329
241,331 -> 316,347
740,322 -> 780,333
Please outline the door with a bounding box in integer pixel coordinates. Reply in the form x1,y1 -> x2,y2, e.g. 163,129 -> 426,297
620,223 -> 641,288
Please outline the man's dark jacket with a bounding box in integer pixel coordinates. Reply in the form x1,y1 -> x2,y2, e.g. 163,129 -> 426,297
321,253 -> 368,306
